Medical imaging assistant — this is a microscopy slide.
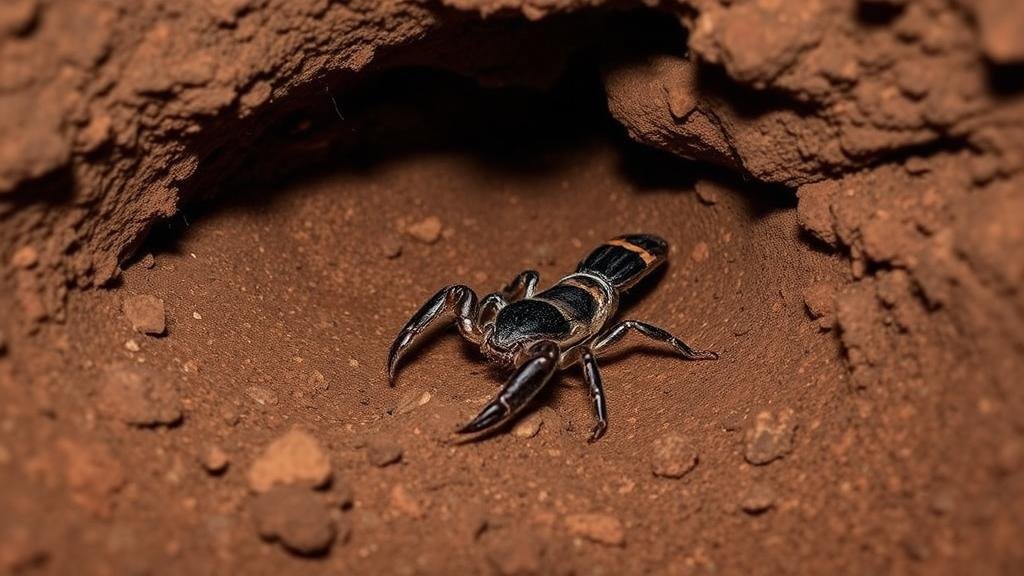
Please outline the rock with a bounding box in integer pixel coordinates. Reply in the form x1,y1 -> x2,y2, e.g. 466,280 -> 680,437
123,339 -> 140,352
512,411 -> 544,439
140,253 -> 156,269
405,216 -> 443,244
650,433 -> 699,479
564,513 -> 625,546
395,388 -> 431,415
252,486 -> 336,555
199,445 -> 229,474
365,438 -> 403,467
390,484 -> 425,519
96,363 -> 182,426
122,294 -> 166,336
740,483 -> 776,514
744,409 -> 797,465
247,428 -> 332,493
485,529 -> 544,576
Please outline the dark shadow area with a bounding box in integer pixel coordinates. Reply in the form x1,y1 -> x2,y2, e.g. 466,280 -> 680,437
143,7 -> 796,269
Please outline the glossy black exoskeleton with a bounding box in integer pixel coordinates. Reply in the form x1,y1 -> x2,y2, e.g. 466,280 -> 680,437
386,234 -> 717,441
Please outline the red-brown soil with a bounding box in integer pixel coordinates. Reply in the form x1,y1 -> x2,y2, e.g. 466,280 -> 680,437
1,1 -> 1022,575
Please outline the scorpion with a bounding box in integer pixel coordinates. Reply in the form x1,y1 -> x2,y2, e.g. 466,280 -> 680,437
386,234 -> 718,441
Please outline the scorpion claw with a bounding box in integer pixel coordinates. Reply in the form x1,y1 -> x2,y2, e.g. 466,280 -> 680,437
456,403 -> 508,435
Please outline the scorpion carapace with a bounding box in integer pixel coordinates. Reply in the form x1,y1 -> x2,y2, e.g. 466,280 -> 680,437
385,233 -> 718,441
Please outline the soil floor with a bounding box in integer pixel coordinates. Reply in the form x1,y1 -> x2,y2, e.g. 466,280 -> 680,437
4,76 -> 1013,574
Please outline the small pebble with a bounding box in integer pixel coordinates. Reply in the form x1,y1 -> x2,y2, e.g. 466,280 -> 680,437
395,388 -> 431,415
192,311 -> 202,320
366,438 -> 403,467
252,486 -> 336,555
381,237 -> 403,259
122,294 -> 166,336
405,216 -> 443,244
245,386 -> 278,406
200,445 -> 230,474
512,411 -> 544,439
564,513 -> 625,546
802,283 -> 835,330
694,180 -> 720,205
740,483 -> 776,514
690,242 -> 709,263
650,433 -> 698,479
123,339 -> 140,352
390,484 -> 425,519
141,253 -> 156,269
10,246 -> 39,269
247,428 -> 332,493
744,409 -> 797,465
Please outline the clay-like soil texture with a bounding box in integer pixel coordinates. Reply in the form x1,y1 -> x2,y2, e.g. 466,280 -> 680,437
1,1 -> 1023,575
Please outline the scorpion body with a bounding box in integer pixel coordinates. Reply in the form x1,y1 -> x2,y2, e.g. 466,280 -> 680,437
386,234 -> 717,441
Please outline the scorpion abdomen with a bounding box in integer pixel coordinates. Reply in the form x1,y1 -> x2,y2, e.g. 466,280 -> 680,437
576,233 -> 668,291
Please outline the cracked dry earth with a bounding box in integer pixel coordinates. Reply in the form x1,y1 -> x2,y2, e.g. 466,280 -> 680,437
1,0 -> 1023,575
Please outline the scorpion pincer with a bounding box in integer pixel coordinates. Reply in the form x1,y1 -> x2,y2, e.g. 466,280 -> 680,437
386,233 -> 718,441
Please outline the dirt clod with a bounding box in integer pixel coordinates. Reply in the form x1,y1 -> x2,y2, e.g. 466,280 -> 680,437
247,428 -> 332,493
96,363 -> 182,427
650,433 -> 698,479
405,216 -> 443,244
740,483 -> 776,514
365,438 -> 403,467
252,485 -> 336,556
122,294 -> 166,336
564,513 -> 625,546
744,409 -> 797,465
200,445 -> 230,474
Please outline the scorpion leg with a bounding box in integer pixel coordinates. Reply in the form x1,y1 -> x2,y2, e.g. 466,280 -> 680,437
501,270 -> 540,300
477,293 -> 509,328
457,340 -> 560,435
579,347 -> 609,442
386,285 -> 482,384
592,320 -> 718,361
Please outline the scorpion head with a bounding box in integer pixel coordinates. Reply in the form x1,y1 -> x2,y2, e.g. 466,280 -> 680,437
480,325 -> 519,368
